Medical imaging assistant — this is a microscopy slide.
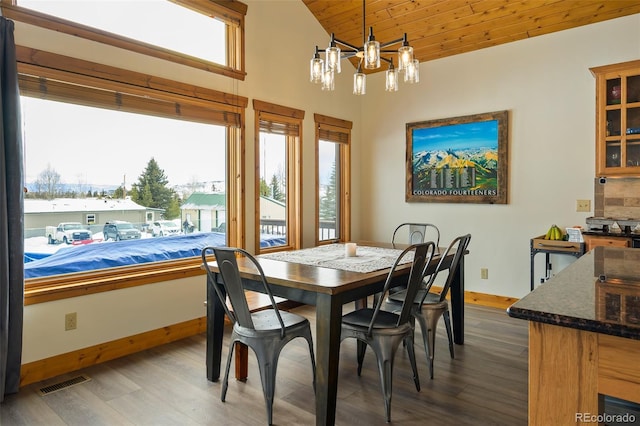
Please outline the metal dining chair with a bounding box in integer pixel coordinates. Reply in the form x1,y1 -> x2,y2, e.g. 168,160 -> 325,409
201,246 -> 316,426
392,222 -> 440,251
340,241 -> 436,422
387,234 -> 472,379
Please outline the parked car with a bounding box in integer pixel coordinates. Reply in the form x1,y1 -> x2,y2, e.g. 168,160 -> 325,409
45,222 -> 92,244
103,220 -> 141,241
151,220 -> 181,237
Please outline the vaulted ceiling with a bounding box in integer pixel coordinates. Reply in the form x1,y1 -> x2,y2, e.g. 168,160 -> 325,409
302,1 -> 640,71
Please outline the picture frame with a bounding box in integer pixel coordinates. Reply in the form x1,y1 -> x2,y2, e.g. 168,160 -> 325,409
406,110 -> 509,204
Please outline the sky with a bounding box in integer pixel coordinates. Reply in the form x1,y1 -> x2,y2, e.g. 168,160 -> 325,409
21,0 -> 225,64
22,97 -> 227,188
412,119 -> 499,153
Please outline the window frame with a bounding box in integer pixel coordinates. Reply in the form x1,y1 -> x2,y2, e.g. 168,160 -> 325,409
314,113 -> 351,245
1,0 -> 247,80
17,45 -> 247,305
253,100 -> 303,253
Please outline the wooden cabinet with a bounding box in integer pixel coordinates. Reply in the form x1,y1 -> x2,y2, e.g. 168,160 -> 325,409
591,60 -> 640,177
583,234 -> 630,252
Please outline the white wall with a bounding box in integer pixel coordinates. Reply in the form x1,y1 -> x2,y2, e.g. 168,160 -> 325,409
359,14 -> 640,298
14,1 -> 640,363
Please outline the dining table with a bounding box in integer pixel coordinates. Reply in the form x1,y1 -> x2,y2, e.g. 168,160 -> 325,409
204,241 -> 467,426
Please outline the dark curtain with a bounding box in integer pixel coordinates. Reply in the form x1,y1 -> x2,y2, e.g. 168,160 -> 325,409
0,16 -> 24,402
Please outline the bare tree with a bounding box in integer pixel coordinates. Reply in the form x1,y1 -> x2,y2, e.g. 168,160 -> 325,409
34,164 -> 61,199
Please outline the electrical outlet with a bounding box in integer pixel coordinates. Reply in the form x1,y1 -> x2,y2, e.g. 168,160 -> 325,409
65,312 -> 77,331
576,199 -> 591,212
480,268 -> 488,279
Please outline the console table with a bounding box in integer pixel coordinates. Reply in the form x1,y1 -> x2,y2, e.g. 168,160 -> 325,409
530,235 -> 585,290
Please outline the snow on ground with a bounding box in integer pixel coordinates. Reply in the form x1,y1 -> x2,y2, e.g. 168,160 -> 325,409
24,230 -> 154,255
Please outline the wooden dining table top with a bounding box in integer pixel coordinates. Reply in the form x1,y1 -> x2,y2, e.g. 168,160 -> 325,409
205,241 -> 444,296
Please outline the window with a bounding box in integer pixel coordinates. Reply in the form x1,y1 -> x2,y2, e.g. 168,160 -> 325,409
17,46 -> 246,302
1,0 -> 246,79
315,114 -> 351,244
254,100 -> 303,253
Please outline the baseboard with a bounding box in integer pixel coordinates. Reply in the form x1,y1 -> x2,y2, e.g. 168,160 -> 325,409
19,291 -> 515,387
464,289 -> 518,310
430,285 -> 518,310
20,316 -> 207,387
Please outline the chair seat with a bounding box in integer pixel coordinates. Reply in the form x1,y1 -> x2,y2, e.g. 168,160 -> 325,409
342,308 -> 400,329
388,288 -> 441,305
251,309 -> 310,331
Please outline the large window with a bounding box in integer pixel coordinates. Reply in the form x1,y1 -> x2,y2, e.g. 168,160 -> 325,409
1,0 -> 246,79
254,100 -> 303,252
315,114 -> 351,244
17,46 -> 246,302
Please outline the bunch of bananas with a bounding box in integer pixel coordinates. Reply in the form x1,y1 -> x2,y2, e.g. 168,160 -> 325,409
544,224 -> 564,240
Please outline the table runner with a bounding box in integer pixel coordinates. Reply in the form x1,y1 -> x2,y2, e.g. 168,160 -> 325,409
258,243 -> 414,273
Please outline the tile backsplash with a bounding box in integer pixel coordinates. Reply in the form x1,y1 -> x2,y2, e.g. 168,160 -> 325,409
594,177 -> 640,218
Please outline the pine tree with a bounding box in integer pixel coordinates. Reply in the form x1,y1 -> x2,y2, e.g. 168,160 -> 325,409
319,162 -> 337,220
131,158 -> 179,216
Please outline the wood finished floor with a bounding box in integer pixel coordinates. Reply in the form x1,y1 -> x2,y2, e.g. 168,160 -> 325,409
0,304 -> 529,425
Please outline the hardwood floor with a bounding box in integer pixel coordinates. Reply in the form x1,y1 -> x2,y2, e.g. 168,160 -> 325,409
0,304 -> 529,425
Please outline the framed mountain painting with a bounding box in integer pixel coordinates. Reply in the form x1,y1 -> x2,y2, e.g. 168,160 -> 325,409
406,110 -> 509,204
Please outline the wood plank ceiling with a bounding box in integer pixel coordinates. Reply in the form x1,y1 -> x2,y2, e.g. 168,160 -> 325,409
302,0 -> 640,72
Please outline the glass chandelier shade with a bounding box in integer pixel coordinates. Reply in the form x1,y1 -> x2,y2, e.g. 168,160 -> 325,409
326,41 -> 341,74
363,27 -> 380,69
310,47 -> 324,83
397,40 -> 413,71
353,63 -> 366,95
404,59 -> 420,84
322,69 -> 335,91
385,60 -> 398,92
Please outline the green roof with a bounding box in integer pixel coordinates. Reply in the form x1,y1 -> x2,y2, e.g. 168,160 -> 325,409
181,192 -> 226,209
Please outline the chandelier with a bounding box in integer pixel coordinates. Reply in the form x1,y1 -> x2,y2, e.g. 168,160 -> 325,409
309,0 -> 419,95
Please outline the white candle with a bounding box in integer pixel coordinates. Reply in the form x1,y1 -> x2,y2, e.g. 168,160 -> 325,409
345,242 -> 357,257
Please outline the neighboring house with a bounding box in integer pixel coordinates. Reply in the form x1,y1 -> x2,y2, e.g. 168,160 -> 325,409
260,195 -> 285,221
260,196 -> 286,235
24,197 -> 160,238
179,192 -> 284,234
180,192 -> 226,232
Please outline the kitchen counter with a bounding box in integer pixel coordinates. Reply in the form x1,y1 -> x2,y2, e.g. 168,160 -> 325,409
511,246 -> 640,339
508,247 -> 640,425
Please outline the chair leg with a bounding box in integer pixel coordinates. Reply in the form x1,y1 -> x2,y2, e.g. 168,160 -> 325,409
404,335 -> 420,392
370,336 -> 403,423
304,332 -> 317,393
414,313 -> 433,380
221,341 -> 236,402
254,346 -> 282,426
443,310 -> 455,359
357,341 -> 367,376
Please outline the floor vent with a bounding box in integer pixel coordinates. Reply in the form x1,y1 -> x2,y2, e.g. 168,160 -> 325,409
38,375 -> 91,396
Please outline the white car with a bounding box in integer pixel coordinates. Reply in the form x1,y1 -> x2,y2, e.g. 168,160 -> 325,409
151,220 -> 181,237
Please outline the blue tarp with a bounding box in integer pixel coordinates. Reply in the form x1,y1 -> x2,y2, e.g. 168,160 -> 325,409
24,232 -> 286,279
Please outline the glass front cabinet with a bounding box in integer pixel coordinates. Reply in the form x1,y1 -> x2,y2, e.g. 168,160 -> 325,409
591,60 -> 640,177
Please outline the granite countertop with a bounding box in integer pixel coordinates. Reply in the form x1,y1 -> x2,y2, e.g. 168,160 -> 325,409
508,246 -> 640,340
